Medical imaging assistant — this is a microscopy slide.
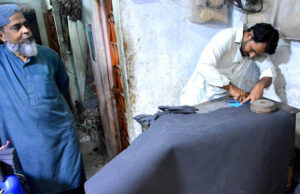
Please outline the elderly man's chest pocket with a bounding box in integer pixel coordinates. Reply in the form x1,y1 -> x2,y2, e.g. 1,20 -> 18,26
31,75 -> 59,99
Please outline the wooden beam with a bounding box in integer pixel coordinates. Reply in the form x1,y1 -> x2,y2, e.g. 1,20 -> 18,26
89,0 -> 122,157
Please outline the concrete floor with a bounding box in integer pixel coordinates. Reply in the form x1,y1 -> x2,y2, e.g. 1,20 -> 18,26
78,130 -> 110,180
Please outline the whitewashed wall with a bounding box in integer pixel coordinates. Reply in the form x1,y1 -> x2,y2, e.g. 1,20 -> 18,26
116,0 -> 300,148
264,41 -> 300,149
116,0 -> 241,141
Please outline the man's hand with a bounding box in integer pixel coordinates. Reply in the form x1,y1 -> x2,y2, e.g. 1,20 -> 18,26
241,77 -> 272,104
222,83 -> 248,102
241,83 -> 264,104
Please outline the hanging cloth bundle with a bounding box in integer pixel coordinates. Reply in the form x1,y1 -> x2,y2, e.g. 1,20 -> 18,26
57,0 -> 82,21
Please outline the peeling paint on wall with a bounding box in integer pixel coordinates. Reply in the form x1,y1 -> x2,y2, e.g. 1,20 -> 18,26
122,31 -> 138,139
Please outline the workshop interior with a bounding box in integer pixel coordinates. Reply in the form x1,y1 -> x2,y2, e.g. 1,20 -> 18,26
0,0 -> 300,193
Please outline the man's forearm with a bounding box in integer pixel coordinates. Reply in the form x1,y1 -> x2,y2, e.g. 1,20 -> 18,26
221,82 -> 248,102
221,82 -> 233,91
241,77 -> 272,104
256,77 -> 272,88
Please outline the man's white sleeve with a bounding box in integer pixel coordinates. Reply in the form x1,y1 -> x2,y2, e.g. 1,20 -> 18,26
195,30 -> 231,87
256,55 -> 274,80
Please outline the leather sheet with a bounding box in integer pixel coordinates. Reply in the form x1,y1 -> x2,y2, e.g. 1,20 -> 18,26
85,105 -> 293,194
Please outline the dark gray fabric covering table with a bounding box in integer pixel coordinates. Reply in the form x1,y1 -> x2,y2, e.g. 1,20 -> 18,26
85,105 -> 294,194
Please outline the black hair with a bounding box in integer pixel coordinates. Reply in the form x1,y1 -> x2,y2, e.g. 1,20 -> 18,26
248,23 -> 279,55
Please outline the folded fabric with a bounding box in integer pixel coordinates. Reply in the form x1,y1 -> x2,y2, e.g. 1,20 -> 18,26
133,112 -> 163,129
158,105 -> 198,113
134,105 -> 198,130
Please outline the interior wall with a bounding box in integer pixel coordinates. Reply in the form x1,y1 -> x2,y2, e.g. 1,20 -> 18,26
115,0 -> 300,147
115,0 -> 243,141
264,40 -> 300,149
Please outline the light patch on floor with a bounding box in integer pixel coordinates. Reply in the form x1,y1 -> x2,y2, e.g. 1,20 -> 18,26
77,130 -> 109,179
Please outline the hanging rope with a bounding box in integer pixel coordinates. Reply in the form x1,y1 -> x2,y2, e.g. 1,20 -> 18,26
104,0 -> 129,149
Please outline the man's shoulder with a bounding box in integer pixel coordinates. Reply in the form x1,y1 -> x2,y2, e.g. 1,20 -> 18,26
37,45 -> 59,57
209,27 -> 238,47
35,45 -> 63,65
0,44 -> 5,51
0,44 -> 6,57
215,27 -> 238,39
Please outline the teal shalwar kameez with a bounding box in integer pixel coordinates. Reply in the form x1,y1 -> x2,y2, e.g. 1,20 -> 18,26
0,44 -> 85,193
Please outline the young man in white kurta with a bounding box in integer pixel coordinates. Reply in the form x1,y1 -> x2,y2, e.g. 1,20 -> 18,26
180,24 -> 278,106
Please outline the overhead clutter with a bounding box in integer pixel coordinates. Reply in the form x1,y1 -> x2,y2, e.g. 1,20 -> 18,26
228,0 -> 263,14
187,0 -> 228,24
56,0 -> 82,21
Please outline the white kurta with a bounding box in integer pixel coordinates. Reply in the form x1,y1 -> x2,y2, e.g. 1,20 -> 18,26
180,24 -> 274,105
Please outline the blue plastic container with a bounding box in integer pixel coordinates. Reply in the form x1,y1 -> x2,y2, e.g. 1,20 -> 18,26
0,175 -> 25,194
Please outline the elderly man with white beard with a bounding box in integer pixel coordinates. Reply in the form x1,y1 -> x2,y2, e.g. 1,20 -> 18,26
0,4 -> 85,194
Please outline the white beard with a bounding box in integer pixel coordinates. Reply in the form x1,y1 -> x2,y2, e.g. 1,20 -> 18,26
6,37 -> 38,57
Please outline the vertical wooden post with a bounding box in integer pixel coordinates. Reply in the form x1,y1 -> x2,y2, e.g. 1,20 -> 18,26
89,0 -> 122,157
